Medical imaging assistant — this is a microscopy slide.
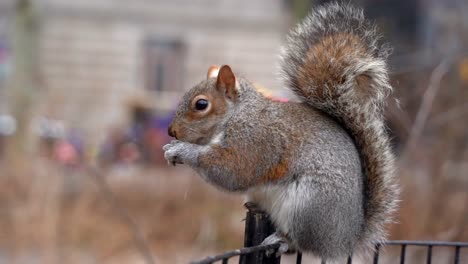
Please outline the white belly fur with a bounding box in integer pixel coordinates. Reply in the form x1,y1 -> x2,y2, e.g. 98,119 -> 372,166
246,181 -> 305,235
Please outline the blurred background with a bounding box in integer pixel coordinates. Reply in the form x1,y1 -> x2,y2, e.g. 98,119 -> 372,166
0,0 -> 466,263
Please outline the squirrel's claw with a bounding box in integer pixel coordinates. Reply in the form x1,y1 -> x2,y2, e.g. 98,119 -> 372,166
261,233 -> 290,257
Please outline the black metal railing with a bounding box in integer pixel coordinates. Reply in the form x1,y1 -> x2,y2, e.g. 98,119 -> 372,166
192,204 -> 468,264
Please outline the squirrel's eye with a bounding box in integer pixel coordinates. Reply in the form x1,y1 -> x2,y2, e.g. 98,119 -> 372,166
195,99 -> 209,111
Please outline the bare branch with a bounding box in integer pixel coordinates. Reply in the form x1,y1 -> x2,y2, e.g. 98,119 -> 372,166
401,58 -> 453,161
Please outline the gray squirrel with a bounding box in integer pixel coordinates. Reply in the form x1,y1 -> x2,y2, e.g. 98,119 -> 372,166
163,2 -> 399,261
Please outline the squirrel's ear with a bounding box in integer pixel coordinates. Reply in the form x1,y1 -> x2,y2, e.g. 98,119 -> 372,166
216,65 -> 237,100
207,65 -> 219,79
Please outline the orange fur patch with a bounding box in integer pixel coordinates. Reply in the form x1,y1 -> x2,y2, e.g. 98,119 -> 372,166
260,159 -> 289,182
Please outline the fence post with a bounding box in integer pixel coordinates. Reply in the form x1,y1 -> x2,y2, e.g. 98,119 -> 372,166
239,202 -> 281,264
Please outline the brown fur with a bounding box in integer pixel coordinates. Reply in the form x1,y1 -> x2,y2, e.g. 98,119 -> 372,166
198,144 -> 259,188
297,33 -> 367,94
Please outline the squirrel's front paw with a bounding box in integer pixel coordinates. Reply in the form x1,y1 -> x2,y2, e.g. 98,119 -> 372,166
163,140 -> 198,166
163,140 -> 185,166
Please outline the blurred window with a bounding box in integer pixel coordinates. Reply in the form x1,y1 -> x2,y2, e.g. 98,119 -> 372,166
145,39 -> 185,93
0,37 -> 10,88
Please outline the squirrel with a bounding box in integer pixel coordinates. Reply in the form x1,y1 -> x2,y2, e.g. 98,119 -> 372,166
163,2 -> 399,261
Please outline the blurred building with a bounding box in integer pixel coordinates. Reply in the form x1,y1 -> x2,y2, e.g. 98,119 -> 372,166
0,0 -> 291,140
0,0 -> 466,143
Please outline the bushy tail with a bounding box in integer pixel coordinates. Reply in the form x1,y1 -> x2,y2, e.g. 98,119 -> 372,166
281,2 -> 399,250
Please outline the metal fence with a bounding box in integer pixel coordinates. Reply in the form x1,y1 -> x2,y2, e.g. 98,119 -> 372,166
192,205 -> 468,264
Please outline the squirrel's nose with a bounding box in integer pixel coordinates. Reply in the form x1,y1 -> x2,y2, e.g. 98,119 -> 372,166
168,125 -> 177,138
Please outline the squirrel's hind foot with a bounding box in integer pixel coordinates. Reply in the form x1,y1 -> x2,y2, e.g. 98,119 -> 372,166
261,232 -> 291,257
